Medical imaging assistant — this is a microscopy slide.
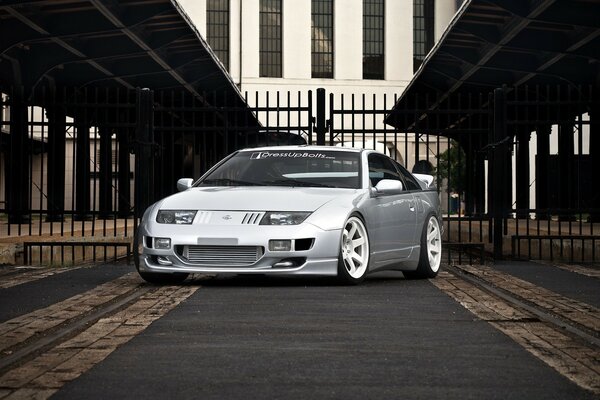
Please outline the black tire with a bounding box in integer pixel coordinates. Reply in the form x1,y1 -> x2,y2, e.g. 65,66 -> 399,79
134,231 -> 189,285
404,214 -> 442,279
337,215 -> 370,285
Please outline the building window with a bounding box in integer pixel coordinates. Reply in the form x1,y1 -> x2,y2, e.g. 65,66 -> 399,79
413,0 -> 434,72
260,0 -> 282,78
363,0 -> 384,80
207,0 -> 230,71
311,0 -> 334,79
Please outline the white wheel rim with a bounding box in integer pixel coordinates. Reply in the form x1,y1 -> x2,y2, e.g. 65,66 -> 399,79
341,217 -> 369,279
427,217 -> 442,272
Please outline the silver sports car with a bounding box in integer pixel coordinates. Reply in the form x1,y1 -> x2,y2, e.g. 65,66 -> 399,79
135,146 -> 442,284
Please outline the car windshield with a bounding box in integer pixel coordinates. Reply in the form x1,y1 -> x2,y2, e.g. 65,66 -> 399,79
197,150 -> 361,189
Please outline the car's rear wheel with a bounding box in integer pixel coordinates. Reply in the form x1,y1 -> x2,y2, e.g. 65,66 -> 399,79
404,214 -> 442,279
337,215 -> 370,284
134,232 -> 189,285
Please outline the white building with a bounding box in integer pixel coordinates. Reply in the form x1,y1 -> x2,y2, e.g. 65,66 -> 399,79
180,0 -> 460,95
179,0 -> 463,167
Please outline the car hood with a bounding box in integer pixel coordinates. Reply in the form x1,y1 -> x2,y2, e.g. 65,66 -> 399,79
156,186 -> 360,212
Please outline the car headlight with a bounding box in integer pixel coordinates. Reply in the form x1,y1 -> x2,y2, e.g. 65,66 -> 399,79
260,212 -> 311,225
156,210 -> 197,224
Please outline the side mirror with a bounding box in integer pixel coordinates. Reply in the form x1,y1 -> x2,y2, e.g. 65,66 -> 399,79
176,178 -> 193,192
371,179 -> 403,197
413,173 -> 434,188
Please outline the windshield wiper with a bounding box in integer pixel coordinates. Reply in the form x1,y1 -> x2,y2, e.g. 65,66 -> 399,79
266,179 -> 335,188
199,178 -> 263,186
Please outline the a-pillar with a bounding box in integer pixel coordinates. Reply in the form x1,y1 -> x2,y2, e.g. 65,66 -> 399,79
558,121 -> 575,221
117,131 -> 131,218
46,107 -> 66,222
74,121 -> 91,220
589,103 -> 600,222
516,131 -> 531,218
535,125 -> 551,220
98,128 -> 113,219
6,91 -> 30,223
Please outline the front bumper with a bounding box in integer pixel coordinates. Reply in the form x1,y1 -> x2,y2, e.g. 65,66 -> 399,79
137,222 -> 341,276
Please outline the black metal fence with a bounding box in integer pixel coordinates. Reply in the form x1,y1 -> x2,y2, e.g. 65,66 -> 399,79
0,85 -> 598,265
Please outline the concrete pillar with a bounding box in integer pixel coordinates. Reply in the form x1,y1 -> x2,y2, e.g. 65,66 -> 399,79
516,131 -> 530,218
74,121 -> 91,220
535,125 -> 550,220
6,93 -> 30,224
46,107 -> 66,222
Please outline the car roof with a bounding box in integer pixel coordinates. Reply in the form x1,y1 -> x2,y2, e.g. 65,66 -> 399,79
237,145 -> 364,153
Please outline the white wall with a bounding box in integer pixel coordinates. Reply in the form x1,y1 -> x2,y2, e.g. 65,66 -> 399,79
283,0 -> 311,80
434,0 -> 457,42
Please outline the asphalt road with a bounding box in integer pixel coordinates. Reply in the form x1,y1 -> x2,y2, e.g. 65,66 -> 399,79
0,263 -> 597,399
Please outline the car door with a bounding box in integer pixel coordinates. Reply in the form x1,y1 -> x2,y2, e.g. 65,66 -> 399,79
363,153 -> 417,267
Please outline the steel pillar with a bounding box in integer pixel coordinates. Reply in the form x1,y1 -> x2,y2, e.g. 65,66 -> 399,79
516,131 -> 530,218
98,128 -> 113,219
117,131 -> 131,218
74,121 -> 91,221
134,88 -> 155,219
46,107 -> 67,222
535,125 -> 551,220
6,91 -> 30,224
491,88 -> 509,259
558,122 -> 575,221
315,88 -> 326,146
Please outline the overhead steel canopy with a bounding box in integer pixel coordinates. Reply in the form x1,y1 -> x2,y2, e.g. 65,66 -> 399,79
385,0 -> 600,131
0,0 -> 250,112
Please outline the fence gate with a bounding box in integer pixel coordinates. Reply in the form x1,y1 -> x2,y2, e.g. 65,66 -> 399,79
1,85 -> 597,265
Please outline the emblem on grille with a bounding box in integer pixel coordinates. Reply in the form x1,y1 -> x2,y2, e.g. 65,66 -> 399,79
222,215 -> 232,220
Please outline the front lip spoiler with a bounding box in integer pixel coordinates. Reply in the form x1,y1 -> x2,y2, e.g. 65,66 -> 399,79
141,256 -> 338,275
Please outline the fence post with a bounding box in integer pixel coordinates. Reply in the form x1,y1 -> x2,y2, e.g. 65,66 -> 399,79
492,87 -> 508,259
315,88 -> 326,145
134,88 -> 154,219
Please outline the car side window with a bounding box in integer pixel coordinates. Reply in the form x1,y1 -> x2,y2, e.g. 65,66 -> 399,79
394,161 -> 421,191
368,154 -> 403,187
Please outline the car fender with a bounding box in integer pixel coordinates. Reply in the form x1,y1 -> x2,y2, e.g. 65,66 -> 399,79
305,190 -> 370,231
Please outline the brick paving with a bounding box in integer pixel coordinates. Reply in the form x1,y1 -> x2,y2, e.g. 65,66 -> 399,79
0,285 -> 197,399
0,266 -> 87,290
454,265 -> 600,333
0,274 -> 139,354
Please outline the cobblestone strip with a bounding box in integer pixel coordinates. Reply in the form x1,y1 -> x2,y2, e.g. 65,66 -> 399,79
535,262 -> 600,280
0,285 -> 198,399
0,266 -> 86,290
432,271 -> 600,394
0,273 -> 139,355
455,265 -> 600,333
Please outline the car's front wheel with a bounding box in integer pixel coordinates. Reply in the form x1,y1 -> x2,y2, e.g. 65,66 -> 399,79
337,215 -> 370,285
133,232 -> 189,285
404,214 -> 442,279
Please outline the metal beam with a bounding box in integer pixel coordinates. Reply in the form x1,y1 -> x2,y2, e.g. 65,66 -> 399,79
4,6 -> 133,92
88,0 -> 206,102
392,0 -> 558,131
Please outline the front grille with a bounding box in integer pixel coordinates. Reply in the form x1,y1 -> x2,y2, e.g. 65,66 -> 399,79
180,245 -> 263,266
